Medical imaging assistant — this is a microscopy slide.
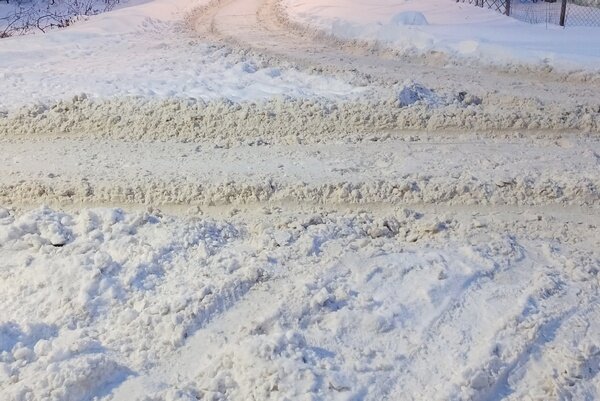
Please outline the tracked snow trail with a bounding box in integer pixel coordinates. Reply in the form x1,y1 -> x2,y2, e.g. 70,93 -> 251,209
3,1 -> 600,142
2,201 -> 599,400
79,205 -> 597,401
191,0 -> 600,111
2,135 -> 599,207
1,1 -> 599,400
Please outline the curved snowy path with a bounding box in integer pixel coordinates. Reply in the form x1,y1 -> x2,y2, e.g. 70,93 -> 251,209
191,0 -> 599,109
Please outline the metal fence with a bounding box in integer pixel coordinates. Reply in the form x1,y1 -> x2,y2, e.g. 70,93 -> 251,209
456,0 -> 510,15
457,0 -> 600,26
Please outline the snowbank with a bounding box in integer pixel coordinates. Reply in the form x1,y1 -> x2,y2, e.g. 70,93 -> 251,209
280,0 -> 600,71
1,94 -> 598,144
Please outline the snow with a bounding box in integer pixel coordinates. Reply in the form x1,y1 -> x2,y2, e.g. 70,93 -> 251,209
1,134 -> 599,207
1,205 -> 598,400
281,0 -> 600,71
1,0 -> 599,400
0,0 -> 118,36
1,131 -> 599,400
0,0 -> 362,111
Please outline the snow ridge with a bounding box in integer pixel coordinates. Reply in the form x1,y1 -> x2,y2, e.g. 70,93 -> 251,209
1,96 -> 598,142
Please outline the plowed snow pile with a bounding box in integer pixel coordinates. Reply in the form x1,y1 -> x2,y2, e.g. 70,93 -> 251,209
1,0 -> 600,400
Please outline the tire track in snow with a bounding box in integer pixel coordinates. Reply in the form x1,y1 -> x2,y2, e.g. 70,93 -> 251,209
107,245 -> 352,400
108,277 -> 272,400
382,241 -> 599,400
2,137 -> 599,208
189,0 -> 600,115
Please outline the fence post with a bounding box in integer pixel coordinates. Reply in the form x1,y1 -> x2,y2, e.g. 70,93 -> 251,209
559,0 -> 567,26
505,0 -> 511,16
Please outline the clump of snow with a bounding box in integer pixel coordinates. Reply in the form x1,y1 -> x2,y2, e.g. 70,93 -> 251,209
397,80 -> 438,107
390,11 -> 428,26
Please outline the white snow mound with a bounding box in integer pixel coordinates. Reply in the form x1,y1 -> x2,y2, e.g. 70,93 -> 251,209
390,11 -> 429,26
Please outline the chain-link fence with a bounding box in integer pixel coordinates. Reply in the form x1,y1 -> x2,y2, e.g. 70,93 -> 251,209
511,0 -> 600,26
457,0 -> 600,26
456,0 -> 510,15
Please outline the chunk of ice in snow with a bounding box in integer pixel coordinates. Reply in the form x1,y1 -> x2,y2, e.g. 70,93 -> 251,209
398,81 -> 438,107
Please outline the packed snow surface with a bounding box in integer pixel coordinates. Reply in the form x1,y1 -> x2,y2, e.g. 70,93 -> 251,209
1,134 -> 600,207
1,0 -> 600,400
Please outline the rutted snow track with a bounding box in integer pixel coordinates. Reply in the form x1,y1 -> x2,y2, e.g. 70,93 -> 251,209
1,134 -> 600,208
1,0 -> 599,400
2,0 -> 600,138
191,0 -> 600,118
2,204 -> 598,400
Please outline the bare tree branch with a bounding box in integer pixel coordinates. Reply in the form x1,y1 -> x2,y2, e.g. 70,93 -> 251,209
1,0 -> 120,37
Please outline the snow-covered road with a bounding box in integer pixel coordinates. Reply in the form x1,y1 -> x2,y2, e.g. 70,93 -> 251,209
1,0 -> 599,400
192,0 -> 600,109
2,202 -> 599,400
1,134 -> 599,208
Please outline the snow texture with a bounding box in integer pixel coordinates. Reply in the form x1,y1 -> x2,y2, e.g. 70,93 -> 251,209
281,0 -> 600,71
0,205 -> 598,400
0,0 -> 599,400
